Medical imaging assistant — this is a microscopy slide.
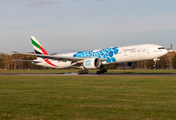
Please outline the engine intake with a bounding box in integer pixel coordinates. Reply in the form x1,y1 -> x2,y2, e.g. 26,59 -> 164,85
83,58 -> 101,69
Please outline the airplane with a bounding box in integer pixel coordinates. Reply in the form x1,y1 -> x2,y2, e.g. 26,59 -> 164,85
13,36 -> 168,74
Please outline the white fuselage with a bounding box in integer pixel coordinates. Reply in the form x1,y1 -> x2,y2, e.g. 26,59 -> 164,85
35,44 -> 168,69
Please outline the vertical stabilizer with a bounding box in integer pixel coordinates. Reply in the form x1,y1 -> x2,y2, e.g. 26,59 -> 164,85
30,36 -> 48,55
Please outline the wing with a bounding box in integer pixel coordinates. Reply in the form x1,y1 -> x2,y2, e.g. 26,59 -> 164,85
12,51 -> 106,62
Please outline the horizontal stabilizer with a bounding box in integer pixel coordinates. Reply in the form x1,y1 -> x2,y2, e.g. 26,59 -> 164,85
12,60 -> 42,63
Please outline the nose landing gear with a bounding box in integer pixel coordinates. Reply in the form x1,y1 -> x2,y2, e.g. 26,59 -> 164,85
153,58 -> 160,68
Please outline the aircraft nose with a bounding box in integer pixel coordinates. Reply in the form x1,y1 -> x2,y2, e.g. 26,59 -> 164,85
158,49 -> 168,56
162,49 -> 168,56
164,49 -> 168,54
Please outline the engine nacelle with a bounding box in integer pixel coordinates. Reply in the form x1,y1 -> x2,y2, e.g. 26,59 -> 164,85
83,58 -> 101,69
116,62 -> 134,68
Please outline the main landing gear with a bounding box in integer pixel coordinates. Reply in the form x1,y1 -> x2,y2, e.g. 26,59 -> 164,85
96,68 -> 107,74
77,69 -> 89,75
77,66 -> 107,75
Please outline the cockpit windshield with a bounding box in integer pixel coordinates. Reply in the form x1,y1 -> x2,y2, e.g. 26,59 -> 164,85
158,47 -> 165,50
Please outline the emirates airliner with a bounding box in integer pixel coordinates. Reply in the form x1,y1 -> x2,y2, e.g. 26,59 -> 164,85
13,36 -> 168,74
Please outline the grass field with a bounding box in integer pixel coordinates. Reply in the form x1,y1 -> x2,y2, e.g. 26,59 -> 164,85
0,75 -> 176,120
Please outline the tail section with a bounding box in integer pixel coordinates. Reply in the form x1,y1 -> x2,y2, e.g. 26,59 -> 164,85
30,36 -> 48,55
30,36 -> 58,67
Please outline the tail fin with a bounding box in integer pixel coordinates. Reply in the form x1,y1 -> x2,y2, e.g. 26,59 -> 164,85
30,36 -> 48,55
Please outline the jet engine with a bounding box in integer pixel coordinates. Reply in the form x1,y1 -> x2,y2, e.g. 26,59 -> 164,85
83,58 -> 101,69
116,62 -> 134,68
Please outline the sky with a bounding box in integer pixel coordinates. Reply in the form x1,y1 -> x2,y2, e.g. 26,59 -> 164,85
1,0 -> 176,54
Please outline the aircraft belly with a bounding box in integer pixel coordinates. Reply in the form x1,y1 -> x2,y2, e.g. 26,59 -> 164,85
55,61 -> 72,68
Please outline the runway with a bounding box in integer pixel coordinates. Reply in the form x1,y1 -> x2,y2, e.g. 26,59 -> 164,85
0,73 -> 176,76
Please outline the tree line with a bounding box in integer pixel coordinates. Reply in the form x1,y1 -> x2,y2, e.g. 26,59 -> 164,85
0,52 -> 176,70
0,53 -> 43,70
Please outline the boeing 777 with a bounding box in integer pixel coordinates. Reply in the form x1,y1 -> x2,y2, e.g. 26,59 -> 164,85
13,36 -> 168,74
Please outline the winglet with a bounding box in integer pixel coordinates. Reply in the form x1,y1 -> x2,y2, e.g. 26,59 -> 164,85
30,36 -> 48,55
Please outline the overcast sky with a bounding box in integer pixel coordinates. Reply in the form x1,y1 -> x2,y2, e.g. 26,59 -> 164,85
1,0 -> 176,54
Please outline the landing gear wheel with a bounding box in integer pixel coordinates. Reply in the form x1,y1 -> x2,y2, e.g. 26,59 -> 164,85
100,70 -> 104,74
77,69 -> 89,75
96,71 -> 101,74
99,68 -> 107,74
77,71 -> 81,75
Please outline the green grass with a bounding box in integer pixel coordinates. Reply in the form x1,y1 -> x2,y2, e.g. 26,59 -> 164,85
0,69 -> 176,74
0,76 -> 176,119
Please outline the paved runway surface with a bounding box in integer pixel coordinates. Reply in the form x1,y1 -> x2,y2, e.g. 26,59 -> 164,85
0,73 -> 176,76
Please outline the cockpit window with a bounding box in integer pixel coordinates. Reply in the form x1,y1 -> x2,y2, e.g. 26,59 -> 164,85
158,47 -> 165,50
